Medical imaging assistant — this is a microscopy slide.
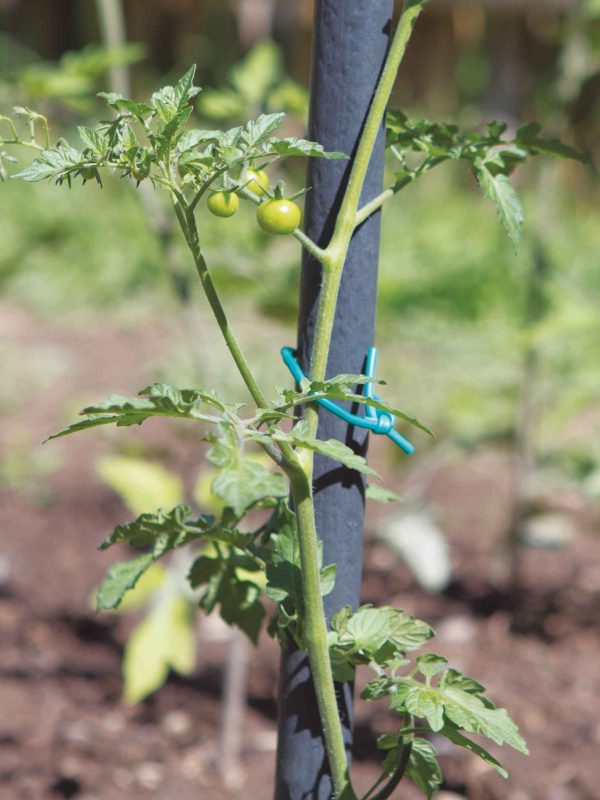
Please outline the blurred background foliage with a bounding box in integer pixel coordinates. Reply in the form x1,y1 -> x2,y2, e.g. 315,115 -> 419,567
1,0 -> 599,536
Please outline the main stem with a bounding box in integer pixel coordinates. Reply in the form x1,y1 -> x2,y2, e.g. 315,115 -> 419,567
288,4 -> 426,798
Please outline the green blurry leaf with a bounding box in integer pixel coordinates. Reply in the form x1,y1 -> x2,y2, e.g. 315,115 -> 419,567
12,146 -> 85,182
416,653 -> 448,682
405,738 -> 443,799
122,591 -> 196,704
230,40 -> 281,105
475,164 -> 523,249
96,552 -> 155,610
211,458 -> 287,516
440,727 -> 508,778
365,484 -> 403,503
113,562 -> 167,612
96,455 -> 184,516
516,123 -> 585,162
270,137 -> 347,159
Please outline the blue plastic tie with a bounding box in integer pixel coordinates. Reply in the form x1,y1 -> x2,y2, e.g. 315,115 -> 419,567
280,346 -> 414,455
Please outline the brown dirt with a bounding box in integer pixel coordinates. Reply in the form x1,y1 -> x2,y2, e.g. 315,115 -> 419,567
1,302 -> 599,800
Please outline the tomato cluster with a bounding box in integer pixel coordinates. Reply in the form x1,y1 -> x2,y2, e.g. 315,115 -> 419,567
206,168 -> 301,236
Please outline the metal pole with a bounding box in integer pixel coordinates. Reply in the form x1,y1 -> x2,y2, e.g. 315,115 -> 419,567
274,2 -> 393,798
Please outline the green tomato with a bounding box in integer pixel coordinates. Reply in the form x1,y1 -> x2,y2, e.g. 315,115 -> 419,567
246,168 -> 269,197
131,164 -> 150,182
80,166 -> 98,182
207,191 -> 239,218
257,198 -> 301,235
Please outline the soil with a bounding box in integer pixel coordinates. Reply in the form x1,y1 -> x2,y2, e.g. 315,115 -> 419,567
1,302 -> 599,800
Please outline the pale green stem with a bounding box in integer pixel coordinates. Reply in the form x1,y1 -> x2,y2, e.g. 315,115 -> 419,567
290,472 -> 355,797
355,188 -> 394,227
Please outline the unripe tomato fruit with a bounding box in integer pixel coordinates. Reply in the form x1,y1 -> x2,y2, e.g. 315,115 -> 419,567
207,191 -> 239,218
246,168 -> 269,196
80,166 -> 97,181
257,198 -> 301,235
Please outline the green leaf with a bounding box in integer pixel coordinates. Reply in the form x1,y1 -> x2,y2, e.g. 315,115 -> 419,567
440,727 -> 508,779
188,554 -> 265,644
516,123 -> 585,162
122,591 -> 196,704
440,686 -> 528,754
98,92 -> 153,120
110,562 -> 167,612
330,605 -> 433,667
151,65 -> 200,124
270,137 -> 347,159
230,39 -> 281,105
475,164 -> 523,249
440,667 -> 486,695
46,383 -> 223,440
77,126 -> 109,157
405,685 -> 446,731
98,505 -> 196,551
211,459 -> 287,516
96,552 -> 156,611
273,422 -> 378,477
12,146 -> 86,182
365,484 -> 403,504
416,653 -> 448,682
96,455 -> 184,516
405,738 -> 443,799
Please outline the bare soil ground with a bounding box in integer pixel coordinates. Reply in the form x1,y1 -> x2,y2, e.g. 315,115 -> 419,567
1,302 -> 599,800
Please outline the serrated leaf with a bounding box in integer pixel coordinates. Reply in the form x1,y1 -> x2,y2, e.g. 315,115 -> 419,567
366,484 -> 403,504
516,122 -> 585,162
475,164 -> 523,249
405,685 -> 445,731
77,126 -> 109,157
47,383 -> 223,441
330,605 -> 433,665
122,591 -> 196,704
151,65 -> 200,124
270,137 -> 347,159
98,505 -> 195,551
441,686 -> 528,754
112,562 -> 167,612
440,727 -> 508,778
417,653 -> 449,681
273,423 -> 378,477
12,146 -> 86,182
98,92 -> 153,119
96,552 -> 156,610
440,667 -> 486,695
405,738 -> 443,799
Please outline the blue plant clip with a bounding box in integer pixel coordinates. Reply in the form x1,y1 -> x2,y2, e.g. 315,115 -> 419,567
280,346 -> 414,455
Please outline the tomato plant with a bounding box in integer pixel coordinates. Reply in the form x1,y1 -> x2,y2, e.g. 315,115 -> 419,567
0,1 -> 583,796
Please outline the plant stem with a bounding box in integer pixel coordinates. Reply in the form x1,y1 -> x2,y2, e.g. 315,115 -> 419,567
290,472 -> 356,798
175,202 -> 269,410
325,0 -> 426,264
355,189 -> 394,227
287,5 -> 426,797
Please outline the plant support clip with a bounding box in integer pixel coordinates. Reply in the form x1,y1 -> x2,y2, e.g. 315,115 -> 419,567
280,346 -> 414,455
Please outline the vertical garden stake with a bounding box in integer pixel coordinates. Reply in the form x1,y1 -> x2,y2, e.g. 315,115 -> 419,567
274,2 -> 394,797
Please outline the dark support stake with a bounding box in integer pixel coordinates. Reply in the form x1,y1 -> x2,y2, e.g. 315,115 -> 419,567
274,2 -> 393,798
